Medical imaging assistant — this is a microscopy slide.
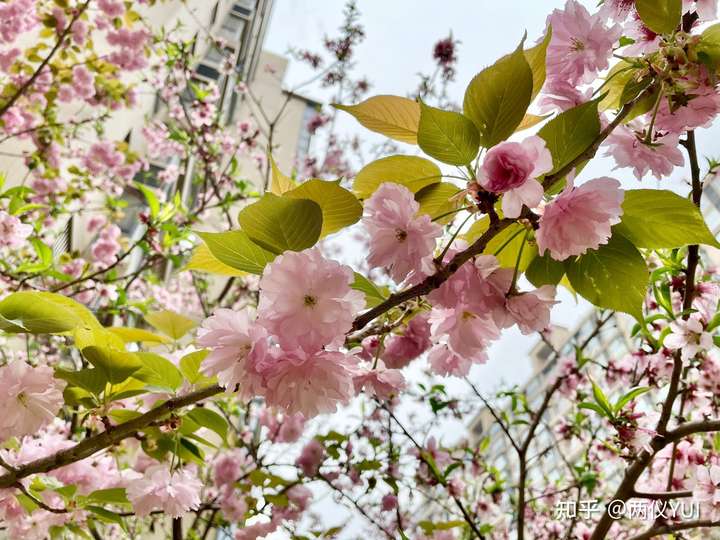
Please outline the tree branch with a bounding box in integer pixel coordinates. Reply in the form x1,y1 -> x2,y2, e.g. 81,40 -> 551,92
629,519 -> 720,540
0,384 -> 223,489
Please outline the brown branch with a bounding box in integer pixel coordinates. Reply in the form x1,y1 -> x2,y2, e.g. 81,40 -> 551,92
385,407 -> 486,539
352,217 -> 515,331
631,489 -> 693,500
0,384 -> 223,489
629,519 -> 720,540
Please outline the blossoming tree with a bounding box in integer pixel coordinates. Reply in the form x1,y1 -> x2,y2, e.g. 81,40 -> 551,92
2,0 -> 720,539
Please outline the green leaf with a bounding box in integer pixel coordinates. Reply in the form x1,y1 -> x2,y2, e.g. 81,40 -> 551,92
578,401 -> 610,418
82,488 -> 130,506
237,193 -> 322,253
525,251 -> 566,287
614,386 -> 650,412
615,189 -> 719,249
108,327 -> 171,344
590,380 -> 614,418
81,346 -> 142,385
179,349 -> 211,384
86,506 -> 127,531
135,182 -> 159,219
538,99 -> 601,177
333,95 -> 420,144
525,26 -> 552,100
414,182 -> 463,224
565,234 -> 648,320
144,309 -> 196,340
417,102 -> 479,165
353,155 -> 441,200
186,408 -> 228,442
55,367 -> 107,395
108,409 -> 143,424
636,0 -> 681,35
698,23 -> 720,69
133,352 -> 184,392
197,230 -> 276,275
463,40 -> 533,148
351,273 -> 388,309
465,219 -> 536,271
285,179 -> 362,236
0,291 -> 90,333
185,242 -> 248,277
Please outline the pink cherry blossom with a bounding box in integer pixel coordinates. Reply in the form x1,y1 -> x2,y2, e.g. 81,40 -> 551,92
604,124 -> 684,180
213,449 -> 250,488
219,487 -> 247,522
382,313 -> 432,369
91,225 -> 122,265
296,439 -> 324,476
258,248 -> 365,351
685,0 -> 718,20
363,182 -> 442,284
261,348 -> 356,417
428,252 -> 512,323
538,78 -> 594,114
478,136 -> 553,218
428,345 -> 474,377
277,412 -> 305,443
381,493 -> 398,511
0,210 -> 32,248
197,308 -> 268,398
0,362 -> 65,442
656,88 -> 720,133
430,305 -> 499,361
545,0 -> 621,85
98,0 -> 125,18
353,361 -> 406,400
536,177 -> 624,261
126,465 -> 202,518
0,0 -> 37,44
505,286 -> 558,334
664,314 -> 713,361
694,465 -> 720,520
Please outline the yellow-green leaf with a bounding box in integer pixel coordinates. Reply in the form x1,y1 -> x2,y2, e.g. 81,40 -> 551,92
82,346 -> 142,385
417,102 -> 480,166
133,352 -> 183,392
0,291 -> 92,334
353,155 -> 441,200
185,242 -> 248,277
515,113 -> 549,133
615,189 -> 720,249
538,99 -> 600,176
465,219 -> 535,270
269,154 -> 297,195
333,95 -> 420,144
238,194 -> 323,253
565,234 -> 648,320
351,272 -> 388,309
144,310 -> 196,340
525,27 -> 552,100
636,0 -> 681,35
463,40 -> 533,148
285,179 -> 362,236
108,327 -> 171,345
414,182 -> 463,224
197,230 -> 276,275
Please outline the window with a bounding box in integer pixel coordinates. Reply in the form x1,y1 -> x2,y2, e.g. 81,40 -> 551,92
219,13 -> 247,45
